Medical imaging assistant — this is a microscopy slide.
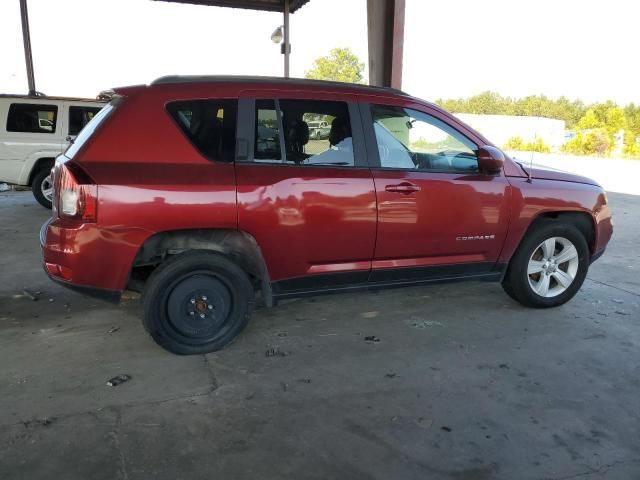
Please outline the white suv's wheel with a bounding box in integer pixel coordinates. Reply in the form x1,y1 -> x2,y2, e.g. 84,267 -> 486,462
32,167 -> 53,209
503,220 -> 589,308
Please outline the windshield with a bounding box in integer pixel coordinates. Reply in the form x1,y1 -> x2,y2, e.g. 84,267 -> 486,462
64,100 -> 117,159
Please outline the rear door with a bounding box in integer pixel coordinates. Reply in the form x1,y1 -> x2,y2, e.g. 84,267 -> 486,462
235,92 -> 377,295
361,102 -> 511,282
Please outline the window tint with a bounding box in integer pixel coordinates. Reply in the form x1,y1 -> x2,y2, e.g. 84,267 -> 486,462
69,106 -> 102,136
167,99 -> 237,162
252,99 -> 354,167
371,105 -> 478,172
7,103 -> 58,134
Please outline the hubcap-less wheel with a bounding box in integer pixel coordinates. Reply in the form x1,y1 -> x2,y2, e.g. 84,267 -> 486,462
41,174 -> 53,202
166,273 -> 232,340
527,236 -> 579,298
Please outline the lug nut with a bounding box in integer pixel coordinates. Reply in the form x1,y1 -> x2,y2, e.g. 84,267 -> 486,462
202,296 -> 208,301
200,313 -> 205,319
190,298 -> 196,304
208,305 -> 213,310
189,311 -> 194,316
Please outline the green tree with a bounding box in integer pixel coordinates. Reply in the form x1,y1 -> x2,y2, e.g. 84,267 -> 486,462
436,92 -> 640,158
562,129 -> 611,156
305,48 -> 365,84
576,109 -> 602,130
503,136 -> 526,150
525,137 -> 551,153
562,133 -> 587,155
504,136 -> 551,153
583,129 -> 612,156
605,106 -> 627,135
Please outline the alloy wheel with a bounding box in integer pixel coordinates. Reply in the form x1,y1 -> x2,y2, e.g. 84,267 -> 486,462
527,236 -> 579,298
41,174 -> 53,202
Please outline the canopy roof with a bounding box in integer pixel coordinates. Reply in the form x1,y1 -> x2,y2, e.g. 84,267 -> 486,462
153,0 -> 310,13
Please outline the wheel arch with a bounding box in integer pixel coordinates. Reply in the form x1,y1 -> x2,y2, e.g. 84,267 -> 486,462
27,157 -> 56,186
129,228 -> 274,306
532,211 -> 595,252
516,210 -> 596,258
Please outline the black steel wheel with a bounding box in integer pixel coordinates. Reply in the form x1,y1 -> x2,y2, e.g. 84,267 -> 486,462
143,251 -> 254,354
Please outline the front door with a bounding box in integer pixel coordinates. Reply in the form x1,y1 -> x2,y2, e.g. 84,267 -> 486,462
235,94 -> 377,295
362,103 -> 511,282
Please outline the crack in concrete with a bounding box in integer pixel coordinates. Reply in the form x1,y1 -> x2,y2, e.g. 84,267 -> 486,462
545,458 -> 640,480
1,390 -> 213,429
107,407 -> 129,480
202,354 -> 219,393
585,277 -> 640,298
109,428 -> 129,480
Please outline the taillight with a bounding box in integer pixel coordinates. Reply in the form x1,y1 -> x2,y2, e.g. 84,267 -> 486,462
56,164 -> 97,222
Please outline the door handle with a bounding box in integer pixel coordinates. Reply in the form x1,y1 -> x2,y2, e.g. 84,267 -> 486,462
385,182 -> 421,194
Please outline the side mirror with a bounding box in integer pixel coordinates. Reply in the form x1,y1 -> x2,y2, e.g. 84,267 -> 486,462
477,145 -> 505,174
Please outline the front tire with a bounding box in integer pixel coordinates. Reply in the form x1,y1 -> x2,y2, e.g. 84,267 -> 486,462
32,167 -> 53,209
142,251 -> 254,354
502,220 -> 589,308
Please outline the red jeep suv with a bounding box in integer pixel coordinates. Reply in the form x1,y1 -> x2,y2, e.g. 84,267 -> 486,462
41,76 -> 613,354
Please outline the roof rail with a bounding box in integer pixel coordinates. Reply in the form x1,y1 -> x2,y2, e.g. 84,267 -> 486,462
150,75 -> 407,96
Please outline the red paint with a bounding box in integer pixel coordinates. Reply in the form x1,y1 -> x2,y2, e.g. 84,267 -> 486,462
40,78 -> 613,296
236,163 -> 377,280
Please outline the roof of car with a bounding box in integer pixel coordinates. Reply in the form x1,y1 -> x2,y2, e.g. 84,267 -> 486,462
151,75 -> 409,97
0,94 -> 105,103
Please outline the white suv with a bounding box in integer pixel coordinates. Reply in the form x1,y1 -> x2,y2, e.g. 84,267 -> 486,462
0,95 -> 105,208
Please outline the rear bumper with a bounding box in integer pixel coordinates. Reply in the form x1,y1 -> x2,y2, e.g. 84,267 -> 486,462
43,266 -> 121,303
40,218 -> 145,302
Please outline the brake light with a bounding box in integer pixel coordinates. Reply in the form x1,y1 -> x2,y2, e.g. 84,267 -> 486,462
56,164 -> 97,222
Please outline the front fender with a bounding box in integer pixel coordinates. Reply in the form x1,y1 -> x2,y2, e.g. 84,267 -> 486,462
499,177 -> 611,263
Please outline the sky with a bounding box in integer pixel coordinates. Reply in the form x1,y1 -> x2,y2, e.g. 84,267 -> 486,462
1,0 -> 638,105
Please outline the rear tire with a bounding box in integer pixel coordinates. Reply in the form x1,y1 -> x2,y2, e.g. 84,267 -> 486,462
32,167 -> 53,209
502,220 -> 589,308
142,251 -> 254,354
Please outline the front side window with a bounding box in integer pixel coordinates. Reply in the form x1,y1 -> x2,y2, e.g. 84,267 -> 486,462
69,106 -> 103,136
253,99 -> 354,167
167,99 -> 237,162
7,103 -> 58,134
371,105 -> 478,172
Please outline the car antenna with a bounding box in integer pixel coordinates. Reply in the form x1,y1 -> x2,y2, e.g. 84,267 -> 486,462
527,117 -> 536,184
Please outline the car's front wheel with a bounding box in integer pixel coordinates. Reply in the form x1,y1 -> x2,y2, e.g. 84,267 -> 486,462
142,251 -> 254,354
502,220 -> 590,308
32,167 -> 54,209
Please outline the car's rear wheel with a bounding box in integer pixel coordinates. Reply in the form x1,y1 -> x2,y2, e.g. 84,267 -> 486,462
32,167 -> 53,209
142,251 -> 254,354
502,220 -> 590,308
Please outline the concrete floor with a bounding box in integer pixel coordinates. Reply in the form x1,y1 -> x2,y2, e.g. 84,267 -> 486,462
0,191 -> 638,480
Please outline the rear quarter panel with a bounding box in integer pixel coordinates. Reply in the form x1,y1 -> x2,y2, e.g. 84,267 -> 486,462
70,89 -> 237,290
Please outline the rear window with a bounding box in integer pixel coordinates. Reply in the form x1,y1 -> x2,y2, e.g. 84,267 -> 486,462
167,99 -> 237,162
68,106 -> 103,136
6,103 -> 58,134
64,101 -> 116,159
